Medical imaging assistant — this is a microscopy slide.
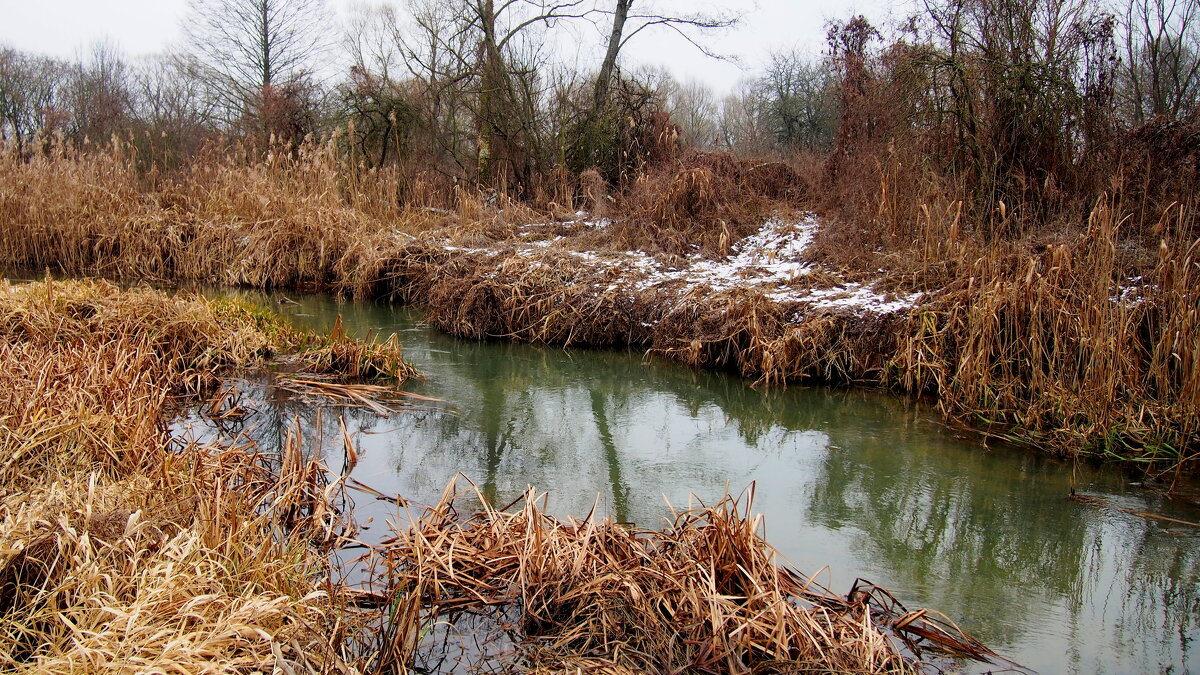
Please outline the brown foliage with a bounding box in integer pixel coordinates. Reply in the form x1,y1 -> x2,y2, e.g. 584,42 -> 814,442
611,151 -> 801,257
1117,116 -> 1200,237
374,483 -> 996,672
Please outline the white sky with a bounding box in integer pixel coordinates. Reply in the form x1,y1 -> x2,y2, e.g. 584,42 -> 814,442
0,0 -> 909,94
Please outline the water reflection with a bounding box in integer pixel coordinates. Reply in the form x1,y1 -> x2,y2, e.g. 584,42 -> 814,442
184,289 -> 1199,675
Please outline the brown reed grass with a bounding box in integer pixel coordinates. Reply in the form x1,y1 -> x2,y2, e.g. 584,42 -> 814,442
0,139 -> 482,287
2,140 -> 1196,474
885,196 -> 1200,470
0,279 -> 421,672
596,151 -> 796,258
369,481 -> 996,673
0,282 -> 998,673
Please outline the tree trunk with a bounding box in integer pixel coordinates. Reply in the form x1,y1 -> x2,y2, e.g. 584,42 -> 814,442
594,0 -> 631,113
259,0 -> 272,90
477,0 -> 502,180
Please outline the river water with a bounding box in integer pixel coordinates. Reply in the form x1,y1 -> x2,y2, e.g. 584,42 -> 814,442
176,290 -> 1200,675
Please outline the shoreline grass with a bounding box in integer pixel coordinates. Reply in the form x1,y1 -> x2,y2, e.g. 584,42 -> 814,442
0,279 -> 995,673
0,279 -> 412,672
1,141 -> 1196,477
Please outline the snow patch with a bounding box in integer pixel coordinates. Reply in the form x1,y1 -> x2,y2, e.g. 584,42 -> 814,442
440,215 -> 922,318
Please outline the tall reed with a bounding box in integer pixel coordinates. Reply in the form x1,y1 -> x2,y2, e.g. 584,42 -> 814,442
2,141 -> 1196,473
889,197 -> 1199,470
0,279 -> 417,671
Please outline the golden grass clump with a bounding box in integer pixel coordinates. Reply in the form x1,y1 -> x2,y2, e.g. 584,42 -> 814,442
606,152 -> 791,258
401,245 -> 642,347
0,279 -> 422,672
0,279 -> 295,396
391,243 -> 897,388
0,140 -> 477,288
0,466 -> 348,672
300,315 -> 422,381
882,197 -> 1200,470
372,482 -> 994,673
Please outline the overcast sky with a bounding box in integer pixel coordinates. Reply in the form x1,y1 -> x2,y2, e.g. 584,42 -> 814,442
0,0 -> 909,93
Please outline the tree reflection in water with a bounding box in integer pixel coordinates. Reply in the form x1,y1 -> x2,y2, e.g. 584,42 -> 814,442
178,289 -> 1199,675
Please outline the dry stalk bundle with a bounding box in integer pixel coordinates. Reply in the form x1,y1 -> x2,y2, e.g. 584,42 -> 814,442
0,279 -> 423,672
611,152 -> 792,258
298,315 -> 421,381
372,481 -> 998,674
273,375 -> 436,418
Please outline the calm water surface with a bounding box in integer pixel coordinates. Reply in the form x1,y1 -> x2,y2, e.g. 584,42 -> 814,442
177,290 -> 1200,675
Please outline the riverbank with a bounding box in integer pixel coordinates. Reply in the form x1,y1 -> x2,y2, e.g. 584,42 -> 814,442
0,279 -> 1000,673
1,144 -> 1196,475
0,279 -> 425,671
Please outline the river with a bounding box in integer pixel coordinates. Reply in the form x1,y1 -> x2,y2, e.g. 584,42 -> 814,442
174,290 -> 1200,674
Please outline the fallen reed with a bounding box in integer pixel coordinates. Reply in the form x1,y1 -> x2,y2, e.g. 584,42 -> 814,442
367,482 -> 997,674
0,279 -> 418,672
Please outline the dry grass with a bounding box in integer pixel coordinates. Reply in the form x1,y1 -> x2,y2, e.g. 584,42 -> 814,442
787,131 -> 1200,475
0,139 -> 527,289
597,151 -> 799,259
2,140 -> 1196,475
0,279 -> 421,672
368,481 -> 995,674
0,279 -> 990,673
381,240 -> 898,391
884,198 -> 1200,472
297,315 -> 421,381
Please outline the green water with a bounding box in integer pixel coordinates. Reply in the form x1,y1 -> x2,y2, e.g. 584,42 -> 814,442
178,290 -> 1200,675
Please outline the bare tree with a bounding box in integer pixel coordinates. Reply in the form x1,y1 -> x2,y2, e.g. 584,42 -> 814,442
593,0 -> 738,112
133,55 -> 212,133
668,78 -> 718,148
903,0 -> 1119,217
757,50 -> 838,152
716,82 -> 772,155
131,54 -> 218,165
466,0 -> 597,188
182,0 -> 332,135
63,42 -> 134,144
344,1 -> 476,174
1120,0 -> 1200,122
0,47 -> 67,151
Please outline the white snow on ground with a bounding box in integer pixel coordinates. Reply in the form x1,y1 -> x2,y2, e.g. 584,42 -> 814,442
1111,276 -> 1153,306
443,214 -> 923,318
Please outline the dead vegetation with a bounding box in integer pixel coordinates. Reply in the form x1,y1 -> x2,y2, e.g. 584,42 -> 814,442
368,482 -> 998,674
1,139 -> 1197,477
0,279 -> 415,672
0,279 -> 994,673
599,151 -> 800,259
883,198 -> 1200,473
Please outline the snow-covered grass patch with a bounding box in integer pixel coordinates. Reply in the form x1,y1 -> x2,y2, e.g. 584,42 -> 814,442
441,214 -> 922,317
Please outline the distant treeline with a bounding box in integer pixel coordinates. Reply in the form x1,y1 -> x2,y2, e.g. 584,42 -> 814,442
2,0 -> 1198,229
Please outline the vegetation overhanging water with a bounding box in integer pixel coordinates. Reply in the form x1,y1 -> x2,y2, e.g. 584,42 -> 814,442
4,0 -> 1200,669
176,289 -> 1200,675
